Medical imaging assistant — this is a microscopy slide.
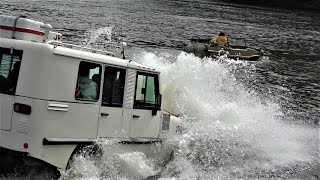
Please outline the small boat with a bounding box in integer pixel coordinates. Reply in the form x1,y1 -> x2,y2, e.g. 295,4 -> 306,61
183,38 -> 264,61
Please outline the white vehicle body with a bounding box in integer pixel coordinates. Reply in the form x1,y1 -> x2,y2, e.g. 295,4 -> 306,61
0,15 -> 180,171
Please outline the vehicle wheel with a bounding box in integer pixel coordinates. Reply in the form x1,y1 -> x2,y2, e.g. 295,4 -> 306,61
66,143 -> 102,170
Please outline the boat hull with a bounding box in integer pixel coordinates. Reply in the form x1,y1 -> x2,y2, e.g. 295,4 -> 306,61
183,39 -> 263,60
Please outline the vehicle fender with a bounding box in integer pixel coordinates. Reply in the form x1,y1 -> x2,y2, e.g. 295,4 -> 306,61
40,144 -> 77,170
65,143 -> 97,169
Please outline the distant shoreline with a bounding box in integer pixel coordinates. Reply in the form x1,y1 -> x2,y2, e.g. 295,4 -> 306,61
218,0 -> 320,12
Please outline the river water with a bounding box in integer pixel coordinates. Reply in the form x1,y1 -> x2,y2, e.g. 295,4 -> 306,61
1,0 -> 319,179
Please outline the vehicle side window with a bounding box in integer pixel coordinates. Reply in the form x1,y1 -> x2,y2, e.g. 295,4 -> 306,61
134,72 -> 159,110
0,47 -> 23,95
75,61 -> 101,101
102,66 -> 126,107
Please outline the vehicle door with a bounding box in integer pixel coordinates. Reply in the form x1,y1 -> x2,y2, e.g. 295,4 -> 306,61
0,47 -> 22,130
97,66 -> 126,138
130,72 -> 161,138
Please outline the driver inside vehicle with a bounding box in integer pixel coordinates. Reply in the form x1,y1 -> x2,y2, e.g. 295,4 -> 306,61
75,65 -> 98,100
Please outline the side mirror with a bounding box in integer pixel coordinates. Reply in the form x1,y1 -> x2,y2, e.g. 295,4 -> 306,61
152,94 -> 162,116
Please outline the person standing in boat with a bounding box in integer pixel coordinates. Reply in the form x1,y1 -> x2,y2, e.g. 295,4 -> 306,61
211,32 -> 228,46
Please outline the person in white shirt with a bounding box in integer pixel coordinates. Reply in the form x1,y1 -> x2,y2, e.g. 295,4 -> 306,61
76,66 -> 97,100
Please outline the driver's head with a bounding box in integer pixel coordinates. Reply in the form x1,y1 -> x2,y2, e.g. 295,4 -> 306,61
79,64 -> 90,77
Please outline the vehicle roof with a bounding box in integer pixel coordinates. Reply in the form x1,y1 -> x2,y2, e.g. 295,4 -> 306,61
0,37 -> 159,74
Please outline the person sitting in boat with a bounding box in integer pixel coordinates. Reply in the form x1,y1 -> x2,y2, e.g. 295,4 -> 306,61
211,32 -> 228,47
75,65 -> 98,100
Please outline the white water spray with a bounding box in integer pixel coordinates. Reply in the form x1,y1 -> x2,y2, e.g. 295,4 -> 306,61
59,139 -> 165,180
84,27 -> 113,47
132,50 -> 319,179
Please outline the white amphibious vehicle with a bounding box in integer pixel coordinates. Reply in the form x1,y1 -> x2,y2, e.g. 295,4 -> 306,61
0,15 -> 180,173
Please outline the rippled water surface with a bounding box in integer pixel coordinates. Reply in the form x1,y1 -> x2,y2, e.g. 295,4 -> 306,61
1,0 -> 319,179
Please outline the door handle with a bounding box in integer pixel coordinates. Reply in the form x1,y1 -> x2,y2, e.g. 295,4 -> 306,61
101,113 -> 109,117
133,115 -> 140,118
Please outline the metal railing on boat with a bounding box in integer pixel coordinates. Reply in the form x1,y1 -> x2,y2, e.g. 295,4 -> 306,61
46,40 -> 116,57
